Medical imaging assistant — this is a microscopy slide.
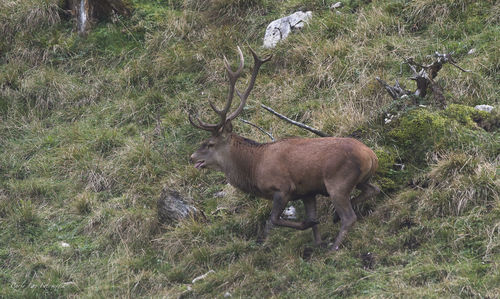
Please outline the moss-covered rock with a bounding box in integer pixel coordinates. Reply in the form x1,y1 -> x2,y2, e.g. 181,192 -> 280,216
474,107 -> 499,132
374,148 -> 397,190
442,104 -> 488,129
388,108 -> 448,164
387,106 -> 499,165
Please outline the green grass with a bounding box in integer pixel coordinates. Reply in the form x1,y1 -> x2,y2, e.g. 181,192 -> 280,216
0,0 -> 499,297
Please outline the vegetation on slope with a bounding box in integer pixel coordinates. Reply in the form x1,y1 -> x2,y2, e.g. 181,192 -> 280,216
0,0 -> 498,297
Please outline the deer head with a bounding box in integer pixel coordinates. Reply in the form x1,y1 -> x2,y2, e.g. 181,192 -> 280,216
189,47 -> 271,170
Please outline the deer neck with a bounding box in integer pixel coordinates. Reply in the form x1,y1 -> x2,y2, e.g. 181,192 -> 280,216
222,134 -> 265,195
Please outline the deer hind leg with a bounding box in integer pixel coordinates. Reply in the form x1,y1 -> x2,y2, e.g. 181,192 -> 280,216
352,181 -> 380,207
303,197 -> 322,245
325,178 -> 358,251
270,192 -> 318,230
332,181 -> 380,223
257,218 -> 274,244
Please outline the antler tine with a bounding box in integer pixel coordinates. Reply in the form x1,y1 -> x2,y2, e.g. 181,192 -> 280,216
219,46 -> 244,116
189,47 -> 266,133
227,47 -> 272,122
188,113 -> 219,132
195,47 -> 245,132
223,46 -> 245,83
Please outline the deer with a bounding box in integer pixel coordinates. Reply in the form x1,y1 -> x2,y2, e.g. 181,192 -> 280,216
189,47 -> 380,250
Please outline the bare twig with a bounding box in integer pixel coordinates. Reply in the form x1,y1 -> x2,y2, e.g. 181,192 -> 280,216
240,119 -> 275,141
376,77 -> 410,100
449,61 -> 471,73
261,104 -> 330,137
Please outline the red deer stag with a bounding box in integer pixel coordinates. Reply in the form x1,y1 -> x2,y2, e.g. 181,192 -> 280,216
189,47 -> 380,250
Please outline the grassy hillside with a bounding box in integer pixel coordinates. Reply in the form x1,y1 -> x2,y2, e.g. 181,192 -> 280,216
0,0 -> 499,297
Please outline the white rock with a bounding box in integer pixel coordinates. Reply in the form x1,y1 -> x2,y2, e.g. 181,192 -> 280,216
60,242 -> 70,248
214,191 -> 226,198
331,2 -> 343,9
224,292 -> 232,297
474,105 -> 494,113
192,270 -> 215,284
384,113 -> 395,125
282,206 -> 297,220
468,48 -> 476,55
263,11 -> 312,48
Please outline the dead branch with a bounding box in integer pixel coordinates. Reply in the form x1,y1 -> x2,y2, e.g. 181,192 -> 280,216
377,51 -> 471,107
240,119 -> 275,141
261,104 -> 330,137
375,77 -> 410,100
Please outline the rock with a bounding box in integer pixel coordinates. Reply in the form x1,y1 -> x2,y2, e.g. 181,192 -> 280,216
384,113 -> 395,124
263,11 -> 312,48
330,2 -> 343,9
214,191 -> 226,198
192,270 -> 215,284
282,206 -> 297,220
474,105 -> 494,113
224,292 -> 232,298
468,48 -> 476,55
157,188 -> 204,225
60,242 -> 70,248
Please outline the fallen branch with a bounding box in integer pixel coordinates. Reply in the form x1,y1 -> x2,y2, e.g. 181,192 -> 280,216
377,51 -> 471,108
261,104 -> 330,137
240,119 -> 275,141
375,77 -> 410,100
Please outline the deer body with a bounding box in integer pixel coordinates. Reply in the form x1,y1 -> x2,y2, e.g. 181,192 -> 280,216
189,47 -> 380,250
220,135 -> 376,200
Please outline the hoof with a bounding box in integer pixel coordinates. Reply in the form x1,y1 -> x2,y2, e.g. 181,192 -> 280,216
302,247 -> 314,260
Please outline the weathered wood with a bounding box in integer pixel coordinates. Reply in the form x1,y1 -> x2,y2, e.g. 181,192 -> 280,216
375,77 -> 410,100
377,52 -> 470,107
261,104 -> 330,137
64,0 -> 131,35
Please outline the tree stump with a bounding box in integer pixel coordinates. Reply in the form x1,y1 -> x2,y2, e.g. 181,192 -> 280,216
64,0 -> 131,35
157,188 -> 204,226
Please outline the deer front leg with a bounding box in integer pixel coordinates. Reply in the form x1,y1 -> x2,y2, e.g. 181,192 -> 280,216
270,193 -> 317,230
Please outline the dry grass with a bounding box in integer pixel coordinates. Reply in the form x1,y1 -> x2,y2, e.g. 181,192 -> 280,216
418,152 -> 499,217
1,0 -> 499,297
404,0 -> 472,30
0,0 -> 60,41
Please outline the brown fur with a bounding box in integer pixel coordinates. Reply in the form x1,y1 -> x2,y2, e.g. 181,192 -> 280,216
191,132 -> 380,250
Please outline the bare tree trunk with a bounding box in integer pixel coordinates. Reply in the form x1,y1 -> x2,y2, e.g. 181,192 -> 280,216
64,0 -> 131,35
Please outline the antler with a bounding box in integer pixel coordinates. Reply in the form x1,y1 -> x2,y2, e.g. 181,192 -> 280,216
189,46 -> 272,133
227,48 -> 272,122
